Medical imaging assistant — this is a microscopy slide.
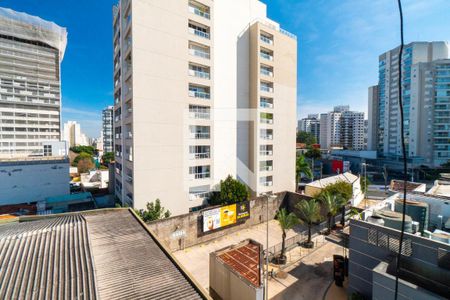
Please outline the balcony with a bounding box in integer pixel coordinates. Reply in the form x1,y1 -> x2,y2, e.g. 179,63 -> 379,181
260,118 -> 273,124
260,150 -> 273,156
188,2 -> 210,19
260,164 -> 273,172
188,66 -> 210,79
260,66 -> 274,77
260,101 -> 273,109
190,111 -> 210,119
189,47 -> 210,59
190,172 -> 210,180
260,34 -> 273,45
189,23 -> 210,39
191,132 -> 210,139
260,51 -> 273,61
189,191 -> 210,201
190,152 -> 210,159
260,84 -> 273,93
189,85 -> 210,99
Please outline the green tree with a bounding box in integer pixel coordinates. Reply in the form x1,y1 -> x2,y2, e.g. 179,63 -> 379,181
210,175 -> 250,205
318,192 -> 345,233
102,152 -> 114,165
296,155 -> 312,190
135,199 -> 171,222
77,156 -> 94,173
442,160 -> 450,168
296,131 -> 317,145
70,145 -> 96,155
320,181 -> 353,202
276,208 -> 299,263
296,200 -> 321,247
304,147 -> 321,159
72,152 -> 94,167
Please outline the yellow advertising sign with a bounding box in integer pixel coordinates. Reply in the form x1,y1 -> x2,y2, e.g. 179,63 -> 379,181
220,204 -> 236,227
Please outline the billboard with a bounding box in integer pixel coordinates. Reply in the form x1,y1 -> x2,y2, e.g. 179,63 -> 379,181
202,201 -> 250,233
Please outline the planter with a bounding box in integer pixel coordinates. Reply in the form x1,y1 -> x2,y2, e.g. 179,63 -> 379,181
303,241 -> 314,248
272,255 -> 287,265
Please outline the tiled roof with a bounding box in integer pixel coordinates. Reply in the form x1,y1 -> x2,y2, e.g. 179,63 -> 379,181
0,209 -> 207,300
217,240 -> 261,287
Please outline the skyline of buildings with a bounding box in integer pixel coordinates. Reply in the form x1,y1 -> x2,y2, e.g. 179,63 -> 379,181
367,41 -> 450,166
0,7 -> 67,158
62,120 -> 90,147
112,0 -> 297,215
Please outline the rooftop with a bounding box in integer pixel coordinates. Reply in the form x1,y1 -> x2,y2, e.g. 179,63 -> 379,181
0,209 -> 208,299
426,180 -> 450,197
306,172 -> 359,188
389,179 -> 426,193
215,239 -> 262,287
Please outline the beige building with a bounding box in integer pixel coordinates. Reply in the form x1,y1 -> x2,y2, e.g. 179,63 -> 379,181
112,0 -> 297,215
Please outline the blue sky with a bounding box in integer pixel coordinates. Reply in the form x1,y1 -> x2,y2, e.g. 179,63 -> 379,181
2,0 -> 449,137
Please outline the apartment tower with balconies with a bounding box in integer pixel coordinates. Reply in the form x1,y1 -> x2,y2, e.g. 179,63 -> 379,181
112,0 -> 297,215
0,8 -> 67,158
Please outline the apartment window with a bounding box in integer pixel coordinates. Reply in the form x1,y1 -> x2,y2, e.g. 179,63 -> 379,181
188,21 -> 210,39
189,84 -> 210,99
260,160 -> 273,172
190,125 -> 210,139
260,65 -> 273,77
43,145 -> 52,156
189,42 -> 210,59
189,165 -> 210,179
189,145 -> 210,159
260,176 -> 273,186
188,1 -> 210,19
260,112 -> 273,124
260,81 -> 273,93
260,145 -> 273,156
260,48 -> 273,61
188,63 -> 210,79
189,185 -> 210,201
260,129 -> 273,140
260,97 -> 273,108
260,32 -> 273,45
189,105 -> 210,119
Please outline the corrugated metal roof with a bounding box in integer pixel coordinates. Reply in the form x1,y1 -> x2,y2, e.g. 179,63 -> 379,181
0,209 -> 207,300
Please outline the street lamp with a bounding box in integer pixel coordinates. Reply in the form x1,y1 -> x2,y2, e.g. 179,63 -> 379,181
262,192 -> 277,300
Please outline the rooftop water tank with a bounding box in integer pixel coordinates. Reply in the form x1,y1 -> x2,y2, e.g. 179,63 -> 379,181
394,199 -> 429,233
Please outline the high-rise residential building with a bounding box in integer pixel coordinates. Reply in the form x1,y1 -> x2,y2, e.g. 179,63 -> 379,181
112,0 -> 297,214
367,85 -> 379,151
0,8 -> 67,158
62,121 -> 89,147
298,114 -> 320,143
319,106 -> 365,150
368,42 -> 450,166
102,106 -> 114,153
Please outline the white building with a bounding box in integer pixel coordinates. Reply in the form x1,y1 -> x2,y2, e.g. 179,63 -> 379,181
102,106 -> 114,153
0,8 -> 67,158
0,156 -> 69,206
368,42 -> 450,166
319,106 -> 365,150
112,0 -> 297,215
298,114 -> 320,143
62,121 -> 89,148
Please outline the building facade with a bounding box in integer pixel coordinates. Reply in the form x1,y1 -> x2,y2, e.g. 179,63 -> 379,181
102,106 -> 114,153
0,8 -> 67,158
112,0 -> 297,215
369,42 -> 449,166
62,121 -> 89,148
319,106 -> 365,150
298,114 -> 320,143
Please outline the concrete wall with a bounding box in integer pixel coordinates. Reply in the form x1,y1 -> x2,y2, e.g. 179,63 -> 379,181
348,219 -> 450,299
0,158 -> 70,205
147,192 -> 285,251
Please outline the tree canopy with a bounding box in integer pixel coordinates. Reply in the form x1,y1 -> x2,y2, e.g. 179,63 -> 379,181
304,147 -> 322,159
296,131 -> 317,145
135,199 -> 171,222
70,145 -> 96,155
209,175 -> 250,206
102,152 -> 114,165
319,181 -> 353,203
72,152 -> 94,167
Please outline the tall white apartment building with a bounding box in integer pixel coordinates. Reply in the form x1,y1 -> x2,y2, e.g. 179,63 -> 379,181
0,8 -> 67,158
62,121 -> 89,148
368,42 -> 450,166
102,106 -> 114,153
112,0 -> 297,215
320,106 -> 365,150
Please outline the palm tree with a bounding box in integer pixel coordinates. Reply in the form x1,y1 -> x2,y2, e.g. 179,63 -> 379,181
296,155 -> 313,191
276,208 -> 299,263
296,200 -> 321,248
319,192 -> 345,233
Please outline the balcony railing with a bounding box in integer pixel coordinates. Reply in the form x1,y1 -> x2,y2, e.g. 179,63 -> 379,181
190,172 -> 210,179
260,52 -> 273,61
188,5 -> 210,19
190,152 -> 210,159
260,35 -> 273,45
189,191 -> 210,201
260,165 -> 273,171
261,134 -> 273,140
189,27 -> 210,39
189,90 -> 210,99
260,86 -> 273,93
189,48 -> 210,59
260,181 -> 273,186
261,118 -> 273,124
189,69 -> 210,79
191,132 -> 210,139
260,69 -> 273,77
260,102 -> 273,108
260,150 -> 273,156
190,111 -> 210,119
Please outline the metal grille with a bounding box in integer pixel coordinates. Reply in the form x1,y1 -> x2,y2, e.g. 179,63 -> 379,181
366,227 -> 412,256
